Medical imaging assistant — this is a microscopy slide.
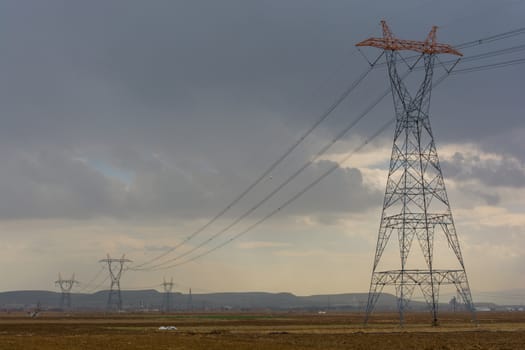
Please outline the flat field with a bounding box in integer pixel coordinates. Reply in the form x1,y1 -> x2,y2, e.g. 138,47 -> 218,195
1,311 -> 524,349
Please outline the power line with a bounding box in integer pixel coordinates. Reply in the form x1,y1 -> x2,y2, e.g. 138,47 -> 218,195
77,266 -> 105,292
132,54 -> 383,270
406,44 -> 525,75
135,50 -> 525,271
152,117 -> 397,270
459,43 -> 525,62
429,44 -> 525,73
135,64 -> 489,270
165,51 -> 525,274
133,71 -> 403,271
83,275 -> 110,294
456,26 -> 525,49
451,57 -> 525,74
373,27 -> 525,69
133,27 -> 525,271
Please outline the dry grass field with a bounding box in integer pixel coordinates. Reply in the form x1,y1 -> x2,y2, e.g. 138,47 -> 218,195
1,311 -> 524,349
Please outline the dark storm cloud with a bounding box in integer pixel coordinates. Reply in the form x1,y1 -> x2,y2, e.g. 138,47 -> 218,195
0,148 -> 125,219
0,0 -> 523,220
286,160 -> 382,215
0,145 -> 379,220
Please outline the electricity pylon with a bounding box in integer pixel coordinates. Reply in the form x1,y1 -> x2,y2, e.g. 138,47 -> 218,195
55,273 -> 79,309
162,277 -> 174,312
187,288 -> 193,311
99,254 -> 132,311
357,21 -> 475,326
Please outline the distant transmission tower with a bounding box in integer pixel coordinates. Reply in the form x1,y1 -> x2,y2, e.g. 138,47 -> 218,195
55,273 -> 78,309
99,254 -> 132,311
357,21 -> 475,326
162,277 -> 174,312
187,288 -> 193,311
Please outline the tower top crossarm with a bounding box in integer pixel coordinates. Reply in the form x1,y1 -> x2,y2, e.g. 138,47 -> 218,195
55,273 -> 79,285
356,20 -> 462,56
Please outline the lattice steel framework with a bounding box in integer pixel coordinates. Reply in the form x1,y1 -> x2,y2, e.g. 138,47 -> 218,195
55,273 -> 78,309
187,288 -> 193,311
162,277 -> 174,312
357,21 -> 475,325
99,254 -> 132,311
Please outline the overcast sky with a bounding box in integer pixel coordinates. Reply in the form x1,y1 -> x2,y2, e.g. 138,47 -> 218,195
0,0 -> 524,302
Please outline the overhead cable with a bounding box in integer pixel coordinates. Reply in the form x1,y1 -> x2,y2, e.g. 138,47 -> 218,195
132,27 -> 525,270
132,54 -> 383,269
142,69 -> 462,270
77,266 -> 105,292
153,117 -> 397,270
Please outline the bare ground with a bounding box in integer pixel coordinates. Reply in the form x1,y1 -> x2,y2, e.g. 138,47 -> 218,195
1,311 -> 524,349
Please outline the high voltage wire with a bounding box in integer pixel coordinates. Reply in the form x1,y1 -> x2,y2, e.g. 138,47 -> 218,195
423,44 -> 525,72
76,266 -> 105,292
386,44 -> 525,77
83,275 -> 110,294
459,43 -> 525,62
368,43 -> 525,77
82,56 -> 525,286
148,117 -> 398,270
132,50 -> 525,271
456,26 -> 525,49
142,70 -> 452,270
373,27 -> 525,68
133,53 -> 523,271
133,66 -> 410,271
83,48 -> 525,279
134,63 -> 522,271
451,57 -> 525,74
133,74 -> 402,271
131,53 -> 384,270
131,27 -> 525,271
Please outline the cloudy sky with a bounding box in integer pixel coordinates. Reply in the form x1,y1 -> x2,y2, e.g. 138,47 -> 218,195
0,0 -> 524,301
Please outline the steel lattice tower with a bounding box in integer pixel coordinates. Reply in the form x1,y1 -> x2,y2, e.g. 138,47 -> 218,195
99,254 -> 132,311
187,288 -> 193,311
357,21 -> 475,326
55,273 -> 78,309
162,277 -> 174,312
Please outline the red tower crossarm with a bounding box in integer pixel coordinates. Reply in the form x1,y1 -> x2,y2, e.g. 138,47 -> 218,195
356,20 -> 462,56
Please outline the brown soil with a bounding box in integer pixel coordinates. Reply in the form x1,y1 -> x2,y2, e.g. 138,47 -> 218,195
0,311 -> 524,349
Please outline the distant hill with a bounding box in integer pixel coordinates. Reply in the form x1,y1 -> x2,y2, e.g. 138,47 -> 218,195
2,289 -> 521,312
0,290 -> 428,312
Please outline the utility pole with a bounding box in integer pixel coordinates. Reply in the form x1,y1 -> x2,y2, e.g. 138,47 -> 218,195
162,277 -> 174,312
187,288 -> 193,312
55,273 -> 79,310
99,254 -> 132,312
450,296 -> 458,312
357,21 -> 475,326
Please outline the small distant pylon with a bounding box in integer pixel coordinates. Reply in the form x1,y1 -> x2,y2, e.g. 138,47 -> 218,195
55,273 -> 78,310
99,254 -> 132,311
187,288 -> 193,311
162,277 -> 174,312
